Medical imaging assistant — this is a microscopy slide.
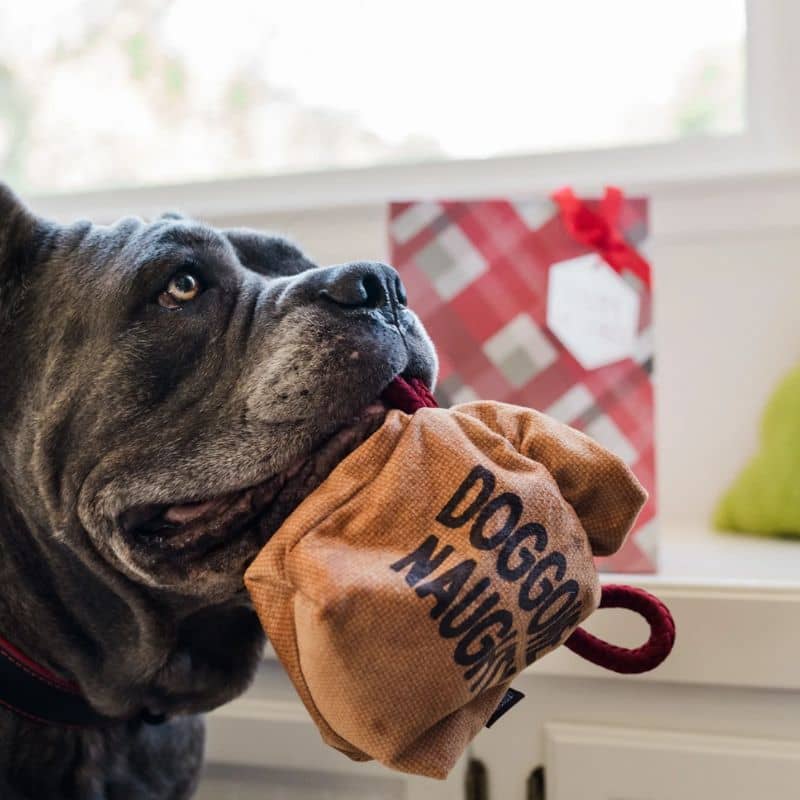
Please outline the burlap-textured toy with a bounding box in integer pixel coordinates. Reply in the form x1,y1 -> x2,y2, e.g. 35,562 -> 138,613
245,378 -> 675,778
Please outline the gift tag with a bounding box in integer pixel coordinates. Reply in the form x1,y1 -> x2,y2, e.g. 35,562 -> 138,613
546,253 -> 640,370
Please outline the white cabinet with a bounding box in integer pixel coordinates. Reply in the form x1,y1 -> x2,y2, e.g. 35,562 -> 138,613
468,527 -> 800,799
544,724 -> 800,800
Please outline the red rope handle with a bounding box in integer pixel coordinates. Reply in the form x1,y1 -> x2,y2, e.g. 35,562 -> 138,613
382,378 -> 676,675
564,585 -> 675,674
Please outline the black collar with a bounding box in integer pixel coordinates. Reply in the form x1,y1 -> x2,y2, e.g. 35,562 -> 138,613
0,634 -> 117,728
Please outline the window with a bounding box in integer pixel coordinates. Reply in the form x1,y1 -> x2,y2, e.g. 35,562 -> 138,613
0,0 -> 745,195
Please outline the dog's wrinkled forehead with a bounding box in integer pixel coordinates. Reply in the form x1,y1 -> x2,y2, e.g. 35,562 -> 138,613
117,215 -> 233,261
0,185 -> 311,323
96,218 -> 231,293
63,217 -> 212,286
67,215 -> 299,282
32,214 -> 313,326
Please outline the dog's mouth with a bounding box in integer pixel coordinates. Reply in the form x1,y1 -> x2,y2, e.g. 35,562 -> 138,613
117,401 -> 388,561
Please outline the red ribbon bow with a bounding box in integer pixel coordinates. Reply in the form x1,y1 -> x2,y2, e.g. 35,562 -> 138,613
551,186 -> 651,289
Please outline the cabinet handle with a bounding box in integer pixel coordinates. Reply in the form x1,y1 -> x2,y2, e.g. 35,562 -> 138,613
527,766 -> 545,800
465,758 -> 489,800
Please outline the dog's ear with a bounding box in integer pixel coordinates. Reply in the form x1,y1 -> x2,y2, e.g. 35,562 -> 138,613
0,183 -> 53,318
223,228 -> 314,277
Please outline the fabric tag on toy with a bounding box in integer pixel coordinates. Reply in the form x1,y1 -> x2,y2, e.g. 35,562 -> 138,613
547,253 -> 640,370
485,687 -> 525,728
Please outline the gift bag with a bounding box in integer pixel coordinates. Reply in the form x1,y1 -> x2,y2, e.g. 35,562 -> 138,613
389,188 -> 656,572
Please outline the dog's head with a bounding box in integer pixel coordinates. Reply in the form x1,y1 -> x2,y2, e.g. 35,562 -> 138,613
0,185 -> 437,603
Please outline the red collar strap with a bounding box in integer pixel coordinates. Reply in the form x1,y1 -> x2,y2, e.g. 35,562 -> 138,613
0,635 -> 114,728
0,635 -> 166,729
383,377 -> 676,675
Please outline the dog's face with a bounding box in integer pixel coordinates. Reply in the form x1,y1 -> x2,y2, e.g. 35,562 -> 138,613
0,186 -> 436,603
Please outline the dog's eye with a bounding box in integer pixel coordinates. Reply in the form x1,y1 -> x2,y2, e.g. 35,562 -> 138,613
159,272 -> 202,309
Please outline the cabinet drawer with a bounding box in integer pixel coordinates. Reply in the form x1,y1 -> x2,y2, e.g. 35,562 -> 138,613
546,723 -> 800,800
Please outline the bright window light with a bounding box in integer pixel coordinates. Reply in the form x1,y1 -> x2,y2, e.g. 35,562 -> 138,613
0,0 -> 746,193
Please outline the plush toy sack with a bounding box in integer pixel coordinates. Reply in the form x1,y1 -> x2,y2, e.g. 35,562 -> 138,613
244,379 -> 674,779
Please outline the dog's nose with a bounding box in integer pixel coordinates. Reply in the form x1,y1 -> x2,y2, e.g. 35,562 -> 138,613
320,262 -> 407,311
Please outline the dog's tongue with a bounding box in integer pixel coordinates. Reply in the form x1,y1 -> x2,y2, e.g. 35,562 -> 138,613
381,377 -> 438,413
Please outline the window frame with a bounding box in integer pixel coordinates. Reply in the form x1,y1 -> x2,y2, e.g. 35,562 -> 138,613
29,0 -> 796,222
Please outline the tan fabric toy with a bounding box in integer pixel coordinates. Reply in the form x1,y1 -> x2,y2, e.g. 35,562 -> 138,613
244,378 -> 673,779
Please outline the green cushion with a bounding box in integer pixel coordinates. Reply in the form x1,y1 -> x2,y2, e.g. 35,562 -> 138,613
714,365 -> 800,537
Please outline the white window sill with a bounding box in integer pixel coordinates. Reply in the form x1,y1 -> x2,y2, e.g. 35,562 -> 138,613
24,140 -> 800,247
611,523 -> 800,590
24,134 -> 799,221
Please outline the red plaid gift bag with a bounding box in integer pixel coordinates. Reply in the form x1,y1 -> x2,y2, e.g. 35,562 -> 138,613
388,188 -> 656,573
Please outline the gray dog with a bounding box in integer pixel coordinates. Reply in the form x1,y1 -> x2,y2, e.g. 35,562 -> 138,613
0,183 -> 437,799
